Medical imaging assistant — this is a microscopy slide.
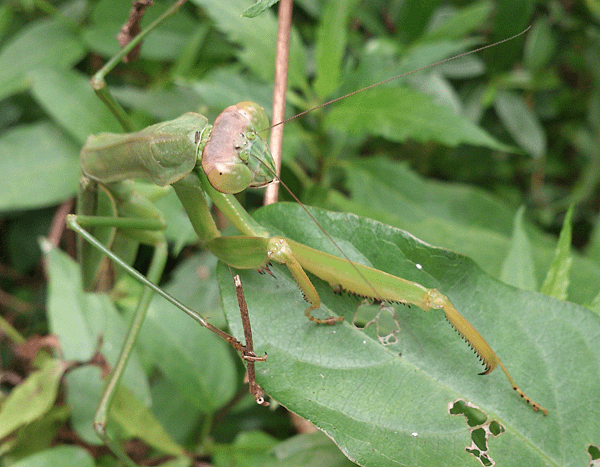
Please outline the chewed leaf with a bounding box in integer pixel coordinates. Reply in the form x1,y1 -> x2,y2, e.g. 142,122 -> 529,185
218,203 -> 600,466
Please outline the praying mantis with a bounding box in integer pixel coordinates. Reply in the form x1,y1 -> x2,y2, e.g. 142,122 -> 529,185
52,1 -> 552,466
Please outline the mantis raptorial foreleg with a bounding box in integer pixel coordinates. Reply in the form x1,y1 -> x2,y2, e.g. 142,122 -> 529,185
70,178 -> 268,466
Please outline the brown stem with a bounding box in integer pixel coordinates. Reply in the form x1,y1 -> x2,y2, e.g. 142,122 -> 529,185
264,0 -> 293,206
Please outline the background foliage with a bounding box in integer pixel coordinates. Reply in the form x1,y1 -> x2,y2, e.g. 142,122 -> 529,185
1,0 -> 600,466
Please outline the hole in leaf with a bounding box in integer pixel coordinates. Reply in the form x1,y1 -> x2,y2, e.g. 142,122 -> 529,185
449,399 -> 506,467
352,301 -> 400,346
449,399 -> 488,426
589,444 -> 600,467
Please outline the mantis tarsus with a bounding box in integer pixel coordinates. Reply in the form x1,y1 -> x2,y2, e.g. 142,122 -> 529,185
66,2 -> 547,465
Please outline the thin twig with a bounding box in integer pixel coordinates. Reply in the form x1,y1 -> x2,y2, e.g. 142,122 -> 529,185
264,0 -> 293,205
117,0 -> 155,63
48,198 -> 74,247
233,274 -> 268,406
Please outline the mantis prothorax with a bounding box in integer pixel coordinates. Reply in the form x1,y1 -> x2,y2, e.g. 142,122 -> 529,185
67,3 -> 547,466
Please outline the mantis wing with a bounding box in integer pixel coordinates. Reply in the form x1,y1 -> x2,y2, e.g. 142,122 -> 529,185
218,203 -> 600,467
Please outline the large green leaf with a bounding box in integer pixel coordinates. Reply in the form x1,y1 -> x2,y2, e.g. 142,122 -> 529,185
218,203 -> 599,467
29,68 -> 122,144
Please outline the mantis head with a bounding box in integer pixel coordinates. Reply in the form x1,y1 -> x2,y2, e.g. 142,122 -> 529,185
202,101 -> 276,194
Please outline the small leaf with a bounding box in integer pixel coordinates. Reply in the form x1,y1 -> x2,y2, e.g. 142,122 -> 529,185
325,86 -> 515,152
500,206 -> 537,291
423,0 -> 494,42
0,359 -> 67,439
494,90 -> 547,158
111,386 -> 186,457
3,406 -> 70,460
540,205 -> 574,301
242,0 -> 279,18
524,16 -> 556,72
313,0 -> 360,99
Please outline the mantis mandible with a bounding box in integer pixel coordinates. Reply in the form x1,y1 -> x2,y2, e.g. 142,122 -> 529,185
66,2 -> 547,466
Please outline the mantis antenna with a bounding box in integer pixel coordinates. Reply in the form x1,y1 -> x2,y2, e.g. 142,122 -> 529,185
268,26 -> 531,131
257,26 -> 533,305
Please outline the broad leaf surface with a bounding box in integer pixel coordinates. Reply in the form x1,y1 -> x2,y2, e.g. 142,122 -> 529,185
219,203 -> 599,467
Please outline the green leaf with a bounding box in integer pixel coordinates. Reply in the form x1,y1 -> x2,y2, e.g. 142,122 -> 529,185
588,291 -> 600,317
0,19 -> 84,101
313,0 -> 360,99
213,431 -> 354,467
324,86 -> 515,152
2,406 -> 70,461
219,203 -> 599,467
540,205 -> 574,300
9,446 -> 94,467
393,0 -> 441,42
524,16 -> 556,72
269,432 -> 357,467
42,240 -> 152,443
494,90 -> 547,158
0,359 -> 67,439
500,206 -> 537,291
422,0 -> 494,42
138,252 -> 239,414
111,386 -> 186,457
28,68 -> 122,144
489,0 -> 534,69
242,0 -> 279,18
189,0 -> 308,93
0,123 -> 79,212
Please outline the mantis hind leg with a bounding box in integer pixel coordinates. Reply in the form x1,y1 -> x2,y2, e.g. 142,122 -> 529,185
284,238 -> 548,414
414,290 -> 548,415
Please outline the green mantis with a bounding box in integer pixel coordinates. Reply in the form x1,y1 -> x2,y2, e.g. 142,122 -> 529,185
62,2 -> 550,466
